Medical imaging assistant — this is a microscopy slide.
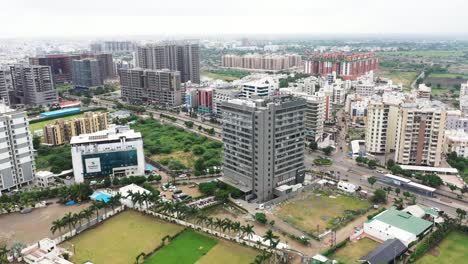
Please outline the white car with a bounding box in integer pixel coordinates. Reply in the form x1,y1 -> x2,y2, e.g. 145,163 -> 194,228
431,207 -> 441,212
375,169 -> 385,174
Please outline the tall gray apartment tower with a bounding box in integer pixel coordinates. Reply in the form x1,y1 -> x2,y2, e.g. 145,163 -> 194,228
0,104 -> 35,194
221,96 -> 306,202
9,65 -> 58,107
136,43 -> 200,84
0,69 -> 10,105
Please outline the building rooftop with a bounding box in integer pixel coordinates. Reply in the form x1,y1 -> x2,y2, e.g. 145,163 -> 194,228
398,165 -> 458,174
371,208 -> 433,235
359,238 -> 407,264
70,125 -> 141,145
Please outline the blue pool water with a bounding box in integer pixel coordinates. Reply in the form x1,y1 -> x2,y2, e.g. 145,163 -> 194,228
145,163 -> 156,171
90,191 -> 111,203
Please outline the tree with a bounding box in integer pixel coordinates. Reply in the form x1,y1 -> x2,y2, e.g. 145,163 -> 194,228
395,187 -> 401,196
263,229 -> 279,252
81,97 -> 92,106
456,208 -> 466,223
241,224 -> 255,238
367,160 -> 378,169
0,244 -> 9,264
322,146 -> 334,156
184,121 -> 194,128
50,219 -> 64,235
255,213 -> 268,224
33,136 -> 41,150
386,159 -> 395,168
449,184 -> 458,193
308,141 -> 318,151
367,176 -> 377,187
422,174 -> 443,188
371,189 -> 387,204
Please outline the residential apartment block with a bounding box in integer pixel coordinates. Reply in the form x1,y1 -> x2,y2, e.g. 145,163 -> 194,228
136,43 -> 200,83
119,68 -> 183,107
221,54 -> 302,71
43,112 -> 109,146
444,129 -> 468,158
0,69 -> 10,105
0,104 -> 35,193
221,96 -> 306,202
394,101 -> 447,167
9,65 -> 58,107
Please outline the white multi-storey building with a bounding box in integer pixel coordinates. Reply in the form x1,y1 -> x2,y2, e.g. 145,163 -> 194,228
445,110 -> 468,133
444,129 -> 468,158
71,125 -> 145,183
0,104 -> 35,193
355,82 -> 375,97
240,77 -> 278,98
460,81 -> 468,114
212,89 -> 240,116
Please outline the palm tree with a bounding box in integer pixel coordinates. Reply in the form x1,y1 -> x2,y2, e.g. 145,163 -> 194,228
231,221 -> 241,235
241,224 -> 255,239
108,194 -> 122,213
263,229 -> 279,249
82,207 -> 94,225
161,202 -> 174,216
91,201 -> 102,222
62,212 -> 74,233
50,219 -> 64,235
214,218 -> 224,231
196,214 -> 208,226
206,217 -> 214,230
222,218 -> 232,233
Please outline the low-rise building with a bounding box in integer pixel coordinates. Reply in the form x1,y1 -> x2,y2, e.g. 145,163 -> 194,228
444,129 -> 468,158
363,207 -> 433,246
240,77 -> 278,98
35,171 -> 56,188
22,238 -> 73,264
71,125 -> 145,183
416,84 -> 431,100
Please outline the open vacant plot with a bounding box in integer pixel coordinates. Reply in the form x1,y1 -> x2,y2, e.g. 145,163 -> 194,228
151,151 -> 196,169
276,191 -> 370,235
68,210 -> 183,264
145,230 -> 217,264
196,239 -> 258,264
378,69 -> 418,89
331,238 -> 379,263
416,231 -> 468,264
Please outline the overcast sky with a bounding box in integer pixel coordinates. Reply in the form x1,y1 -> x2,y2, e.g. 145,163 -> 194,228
2,0 -> 468,38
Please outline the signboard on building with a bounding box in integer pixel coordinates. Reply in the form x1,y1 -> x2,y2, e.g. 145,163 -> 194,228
85,158 -> 101,173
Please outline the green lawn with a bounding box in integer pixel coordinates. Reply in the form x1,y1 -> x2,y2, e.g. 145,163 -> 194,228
145,230 -> 218,264
67,210 -> 183,264
331,238 -> 379,263
378,69 -> 419,89
416,231 -> 468,264
196,240 -> 258,264
201,69 -> 250,81
427,73 -> 468,79
276,191 -> 370,235
29,113 -> 84,133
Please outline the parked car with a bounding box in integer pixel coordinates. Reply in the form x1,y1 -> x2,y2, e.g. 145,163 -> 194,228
174,189 -> 182,194
375,169 -> 385,174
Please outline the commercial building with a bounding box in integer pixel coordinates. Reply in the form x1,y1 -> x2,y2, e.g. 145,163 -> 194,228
119,68 -> 183,107
355,82 -> 375,97
444,129 -> 468,158
460,81 -> 468,114
363,207 -> 433,246
197,88 -> 213,113
9,65 -> 58,107
0,104 -> 35,193
136,43 -> 200,83
212,89 -> 240,116
221,96 -> 306,202
71,59 -> 103,88
241,77 -> 278,98
445,110 -> 468,132
29,54 -> 80,84
304,52 -> 378,80
394,101 -> 446,166
71,125 -> 145,183
43,112 -> 109,146
221,54 -> 302,71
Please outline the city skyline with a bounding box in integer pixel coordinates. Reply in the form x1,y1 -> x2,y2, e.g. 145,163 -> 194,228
2,0 -> 468,38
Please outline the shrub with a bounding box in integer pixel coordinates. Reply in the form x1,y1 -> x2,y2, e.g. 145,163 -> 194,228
255,213 -> 268,224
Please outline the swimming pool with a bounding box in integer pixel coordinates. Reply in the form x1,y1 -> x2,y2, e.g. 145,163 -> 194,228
90,191 -> 112,203
145,163 -> 157,171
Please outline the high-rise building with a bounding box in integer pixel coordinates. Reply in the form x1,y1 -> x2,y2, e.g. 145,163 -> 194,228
43,112 -> 109,146
221,54 -> 302,71
85,53 -> 116,79
29,54 -> 80,84
119,68 -> 183,107
0,69 -> 10,105
0,104 -> 35,193
212,89 -> 240,117
9,65 -> 58,107
365,95 -> 402,155
197,88 -> 213,113
460,81 -> 468,114
90,41 -> 136,53
221,96 -> 306,202
304,52 -> 378,80
71,59 -> 103,88
136,43 -> 200,83
394,101 -> 447,167
71,125 -> 145,183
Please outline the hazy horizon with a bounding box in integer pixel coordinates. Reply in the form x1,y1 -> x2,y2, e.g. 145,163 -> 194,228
2,0 -> 468,38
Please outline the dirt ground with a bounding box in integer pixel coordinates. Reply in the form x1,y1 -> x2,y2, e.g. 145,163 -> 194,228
0,199 -> 90,246
158,184 -> 202,200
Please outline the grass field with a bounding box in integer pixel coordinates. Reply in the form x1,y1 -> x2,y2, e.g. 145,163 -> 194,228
145,230 -> 218,264
416,231 -> 468,264
348,127 -> 365,141
151,151 -> 196,169
196,240 -> 259,264
201,69 -> 250,81
67,210 -> 183,264
378,69 -> 418,89
29,113 -> 84,132
427,73 -> 468,79
276,191 -> 370,235
331,238 -> 379,263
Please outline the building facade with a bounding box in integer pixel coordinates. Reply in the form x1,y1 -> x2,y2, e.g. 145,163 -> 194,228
136,43 -> 200,83
444,129 -> 468,158
241,77 -> 278,98
71,125 -> 145,183
0,104 -> 35,193
221,54 -> 302,71
221,96 -> 306,202
304,52 -> 378,80
71,59 -> 103,88
43,112 -> 109,146
212,89 -> 240,116
0,69 -> 10,105
29,54 -> 80,84
119,68 -> 183,107
394,101 -> 447,166
9,65 -> 58,107
197,88 -> 213,113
